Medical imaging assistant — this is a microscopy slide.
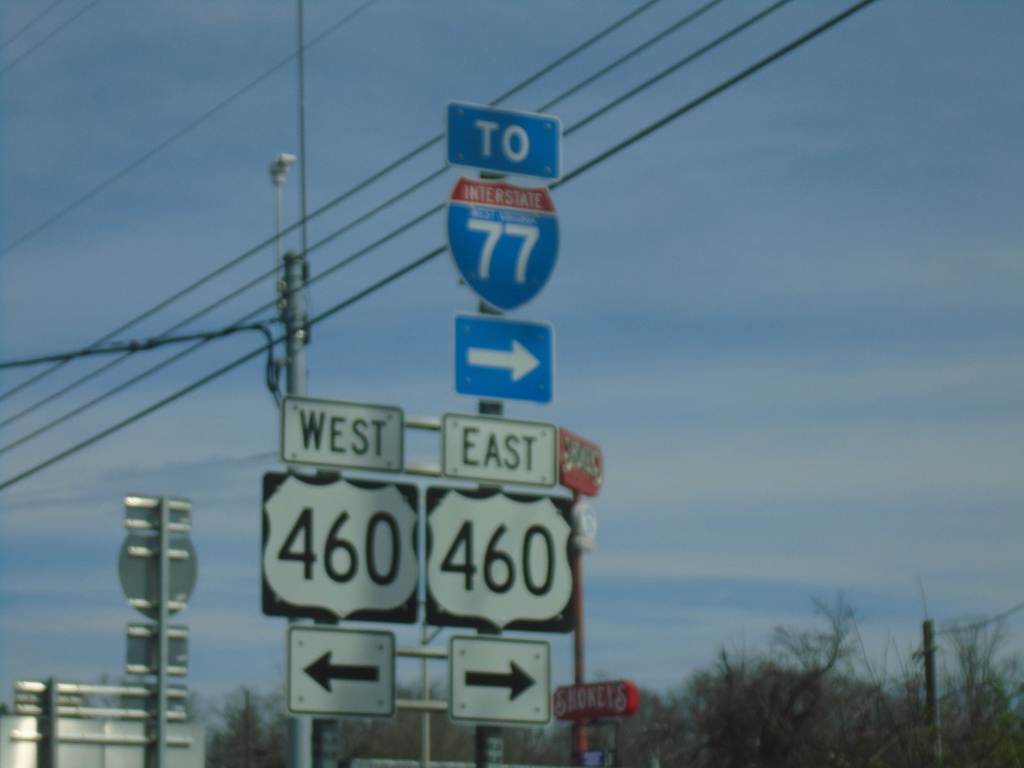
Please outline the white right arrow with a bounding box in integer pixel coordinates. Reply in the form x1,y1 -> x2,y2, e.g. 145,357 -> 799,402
468,340 -> 540,382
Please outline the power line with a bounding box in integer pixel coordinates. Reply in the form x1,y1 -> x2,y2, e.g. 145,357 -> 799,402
0,0 -> 103,76
0,1 -> 383,409
0,0 -> 379,259
0,324 -> 274,368
0,249 -> 442,493
560,0 -> 793,139
537,0 -> 728,113
938,601 -> 1024,637
0,324 -> 280,460
556,0 -> 879,189
1,0 -> 66,50
0,0 -> 882,492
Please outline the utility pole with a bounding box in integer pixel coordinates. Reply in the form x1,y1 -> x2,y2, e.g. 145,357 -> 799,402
283,246 -> 311,768
272,154 -> 313,768
923,619 -> 940,765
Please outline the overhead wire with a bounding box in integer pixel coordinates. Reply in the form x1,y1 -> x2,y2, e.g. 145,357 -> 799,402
0,0 -> 379,260
0,323 -> 281,460
0,0 -> 882,492
1,0 -> 66,51
937,601 -> 1024,637
556,0 -> 878,188
0,0 -> 381,421
559,0 -> 792,139
0,0 -> 103,76
0,0 -> 668,420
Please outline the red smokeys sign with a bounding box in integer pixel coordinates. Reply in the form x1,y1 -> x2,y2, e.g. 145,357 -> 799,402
553,679 -> 639,722
558,428 -> 603,497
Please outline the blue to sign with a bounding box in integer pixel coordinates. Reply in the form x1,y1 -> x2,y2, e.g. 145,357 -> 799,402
447,177 -> 559,312
447,101 -> 561,180
454,314 -> 553,404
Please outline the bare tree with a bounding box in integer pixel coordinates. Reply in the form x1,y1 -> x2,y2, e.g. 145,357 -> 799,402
937,618 -> 1024,767
205,686 -> 287,768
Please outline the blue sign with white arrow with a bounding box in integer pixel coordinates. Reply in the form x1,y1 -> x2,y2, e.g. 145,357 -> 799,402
454,314 -> 553,403
447,101 -> 561,180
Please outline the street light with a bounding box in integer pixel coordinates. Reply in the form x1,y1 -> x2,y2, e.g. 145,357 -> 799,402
270,153 -> 297,270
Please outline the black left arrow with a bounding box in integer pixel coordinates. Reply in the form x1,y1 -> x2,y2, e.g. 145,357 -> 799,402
304,652 -> 379,692
465,661 -> 534,701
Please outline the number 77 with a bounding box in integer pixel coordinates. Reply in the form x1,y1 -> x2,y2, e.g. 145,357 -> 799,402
467,219 -> 539,284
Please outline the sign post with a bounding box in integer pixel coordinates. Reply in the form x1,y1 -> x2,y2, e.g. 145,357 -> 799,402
556,429 -> 604,763
120,495 -> 195,768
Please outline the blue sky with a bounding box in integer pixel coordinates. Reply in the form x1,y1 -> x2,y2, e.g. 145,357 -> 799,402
1,0 -> 1022,714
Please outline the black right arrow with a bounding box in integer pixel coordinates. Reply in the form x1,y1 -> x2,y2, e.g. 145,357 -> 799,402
304,651 -> 379,692
465,661 -> 535,700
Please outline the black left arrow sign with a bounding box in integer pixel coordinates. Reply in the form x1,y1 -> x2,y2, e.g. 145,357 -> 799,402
304,651 -> 379,692
465,661 -> 534,700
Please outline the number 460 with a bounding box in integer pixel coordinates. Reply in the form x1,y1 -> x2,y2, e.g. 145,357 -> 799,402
467,219 -> 539,284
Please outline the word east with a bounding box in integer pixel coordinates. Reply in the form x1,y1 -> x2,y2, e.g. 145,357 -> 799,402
461,427 -> 538,471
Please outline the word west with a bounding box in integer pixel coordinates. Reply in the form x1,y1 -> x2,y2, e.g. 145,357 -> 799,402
298,410 -> 389,457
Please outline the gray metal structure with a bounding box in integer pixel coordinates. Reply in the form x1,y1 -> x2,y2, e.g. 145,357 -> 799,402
3,681 -> 202,768
121,495 -> 195,768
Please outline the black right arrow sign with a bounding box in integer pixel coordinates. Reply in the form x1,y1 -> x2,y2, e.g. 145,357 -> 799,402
465,661 -> 535,700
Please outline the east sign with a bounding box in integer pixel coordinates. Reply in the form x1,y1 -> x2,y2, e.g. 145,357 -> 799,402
442,413 -> 556,487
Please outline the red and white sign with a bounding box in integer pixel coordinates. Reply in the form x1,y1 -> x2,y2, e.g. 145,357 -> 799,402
553,679 -> 639,722
449,177 -> 556,213
558,429 -> 603,497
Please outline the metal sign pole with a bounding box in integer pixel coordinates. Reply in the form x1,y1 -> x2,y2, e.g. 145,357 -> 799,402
474,298 -> 504,768
44,676 -> 59,768
572,489 -> 588,763
154,497 -> 169,768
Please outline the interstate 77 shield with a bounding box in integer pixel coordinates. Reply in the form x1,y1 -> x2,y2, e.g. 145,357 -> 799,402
446,177 -> 559,312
